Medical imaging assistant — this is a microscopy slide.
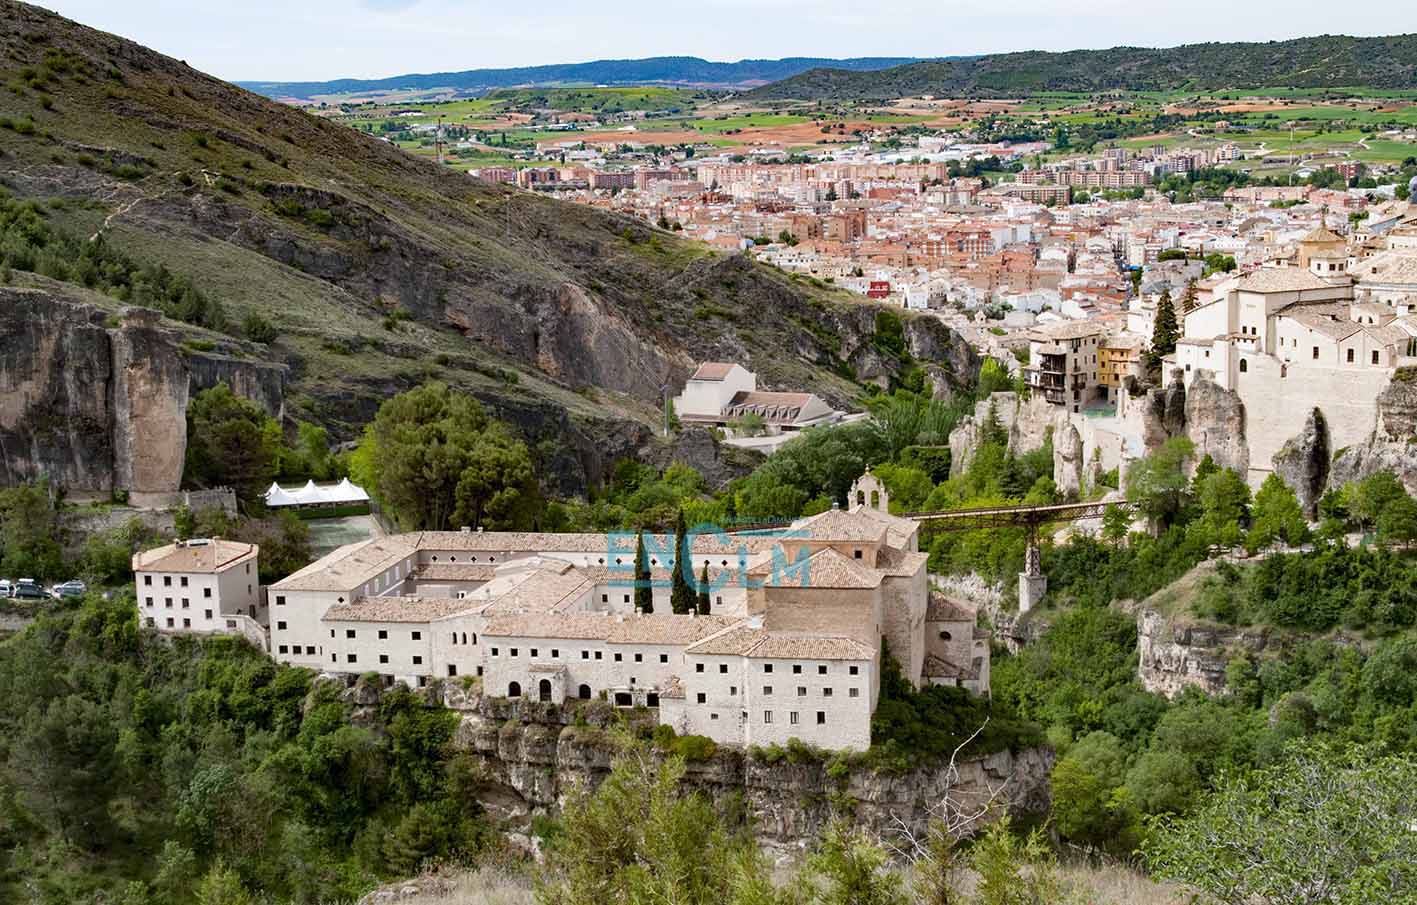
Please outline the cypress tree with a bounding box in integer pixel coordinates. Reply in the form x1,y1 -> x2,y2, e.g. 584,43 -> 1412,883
1180,279 -> 1198,315
634,530 -> 653,614
669,509 -> 694,615
697,561 -> 711,615
1151,289 -> 1179,368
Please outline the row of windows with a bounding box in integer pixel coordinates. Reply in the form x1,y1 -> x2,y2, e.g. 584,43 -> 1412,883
759,662 -> 859,676
763,711 -> 827,725
693,686 -> 859,703
327,627 -> 422,641
144,595 -> 212,607
489,646 -> 670,664
334,652 -> 424,666
277,644 -> 319,655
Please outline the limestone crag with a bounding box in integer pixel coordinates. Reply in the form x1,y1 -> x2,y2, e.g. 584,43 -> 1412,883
0,284 -> 286,498
1182,373 -> 1249,475
947,391 -> 1058,478
446,685 -> 1052,849
1331,371 -> 1417,495
1136,608 -> 1267,698
1272,409 -> 1329,517
1053,421 -> 1085,497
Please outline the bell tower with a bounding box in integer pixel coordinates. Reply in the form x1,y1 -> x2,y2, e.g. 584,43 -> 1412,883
849,468 -> 890,513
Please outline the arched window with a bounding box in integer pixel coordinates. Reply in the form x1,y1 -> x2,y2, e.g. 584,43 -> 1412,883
1239,359 -> 1248,373
508,681 -> 522,698
539,679 -> 553,702
578,684 -> 592,700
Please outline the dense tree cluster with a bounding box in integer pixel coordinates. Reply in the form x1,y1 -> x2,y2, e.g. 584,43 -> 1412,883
0,596 -> 484,902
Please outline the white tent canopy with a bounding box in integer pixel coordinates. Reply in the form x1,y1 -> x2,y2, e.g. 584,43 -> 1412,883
264,478 -> 371,508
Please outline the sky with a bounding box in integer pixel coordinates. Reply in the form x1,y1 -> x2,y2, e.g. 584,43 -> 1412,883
40,0 -> 1417,84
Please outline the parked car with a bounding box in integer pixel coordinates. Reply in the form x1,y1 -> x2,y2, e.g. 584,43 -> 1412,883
0,579 -> 12,598
13,578 -> 46,599
51,580 -> 87,599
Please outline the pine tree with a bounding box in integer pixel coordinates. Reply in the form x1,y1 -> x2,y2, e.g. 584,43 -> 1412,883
1150,289 -> 1179,368
669,510 -> 694,615
697,561 -> 711,615
634,531 -> 653,614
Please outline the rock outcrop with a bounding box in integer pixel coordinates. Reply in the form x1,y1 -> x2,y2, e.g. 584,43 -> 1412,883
947,391 -> 1058,478
1136,607 -> 1267,698
0,285 -> 286,499
1182,373 -> 1249,475
440,684 -> 1052,849
1053,421 -> 1085,497
1331,370 -> 1417,495
1272,408 -> 1329,517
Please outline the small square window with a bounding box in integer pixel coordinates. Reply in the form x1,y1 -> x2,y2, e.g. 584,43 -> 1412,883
659,653 -> 668,663
530,648 -> 539,658
823,688 -> 833,697
763,663 -> 773,673
730,685 -> 738,695
412,631 -> 421,641
204,588 -> 212,598
614,653 -> 623,662
763,685 -> 772,695
275,595 -> 285,606
180,576 -> 189,587
305,646 -> 315,655
182,618 -> 191,628
412,655 -> 422,665
582,650 -> 590,660
849,665 -> 859,676
552,649 -> 559,659
347,654 -> 357,664
818,665 -> 827,676
797,686 -> 807,696
595,651 -> 603,660
697,693 -> 706,704
850,688 -> 860,698
277,621 -> 287,630
719,664 -> 728,674
634,653 -> 642,663
378,629 -> 388,640
711,713 -> 719,720
491,647 -> 499,656
144,575 -> 152,586
278,645 -> 288,654
792,664 -> 802,674
696,663 -> 704,673
510,648 -> 519,657
346,629 -> 356,639
379,654 -> 389,664
145,596 -> 153,606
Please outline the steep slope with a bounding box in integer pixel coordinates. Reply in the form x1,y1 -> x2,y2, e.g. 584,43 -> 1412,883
241,56 -> 928,102
0,1 -> 974,496
751,34 -> 1417,100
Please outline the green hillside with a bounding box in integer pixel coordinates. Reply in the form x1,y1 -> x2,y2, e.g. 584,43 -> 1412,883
0,1 -> 960,494
751,34 -> 1417,100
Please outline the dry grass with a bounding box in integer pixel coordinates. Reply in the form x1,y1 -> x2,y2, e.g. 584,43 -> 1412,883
380,860 -> 1181,905
363,867 -> 534,905
1058,861 -> 1186,905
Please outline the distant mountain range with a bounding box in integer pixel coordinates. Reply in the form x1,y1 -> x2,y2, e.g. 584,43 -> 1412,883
748,34 -> 1417,100
239,56 -> 928,101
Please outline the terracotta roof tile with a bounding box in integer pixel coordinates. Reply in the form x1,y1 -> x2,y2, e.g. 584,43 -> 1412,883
133,539 -> 257,574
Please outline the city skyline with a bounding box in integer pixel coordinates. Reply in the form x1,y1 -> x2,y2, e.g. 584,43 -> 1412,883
40,0 -> 1416,83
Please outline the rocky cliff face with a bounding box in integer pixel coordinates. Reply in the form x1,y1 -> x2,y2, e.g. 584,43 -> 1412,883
1272,408 -> 1329,517
947,391 -> 1058,478
1182,373 -> 1248,475
0,284 -> 286,499
1135,607 -> 1266,698
432,683 -> 1052,849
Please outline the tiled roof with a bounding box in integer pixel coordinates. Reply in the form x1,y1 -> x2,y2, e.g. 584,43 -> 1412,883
475,569 -> 594,615
133,539 -> 257,574
745,635 -> 876,661
722,390 -> 822,425
923,653 -> 978,680
684,624 -> 767,656
483,612 -> 615,641
416,563 -> 498,582
761,547 -> 882,590
324,596 -> 473,623
607,615 -> 739,645
926,593 -> 975,622
849,505 -> 920,548
690,362 -> 740,381
795,508 -> 890,543
875,546 -> 929,577
271,535 -> 417,591
1236,267 -> 1332,293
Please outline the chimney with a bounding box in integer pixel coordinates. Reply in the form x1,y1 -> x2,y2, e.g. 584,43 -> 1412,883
477,526 -> 485,533
831,500 -> 839,510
